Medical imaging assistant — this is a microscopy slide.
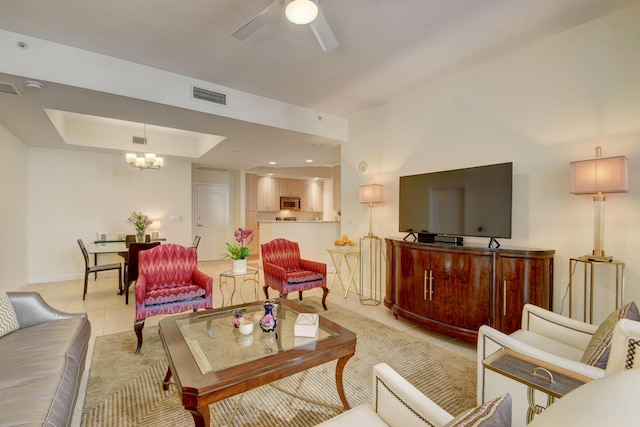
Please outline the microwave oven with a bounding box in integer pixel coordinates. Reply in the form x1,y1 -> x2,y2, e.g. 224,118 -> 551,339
280,197 -> 301,210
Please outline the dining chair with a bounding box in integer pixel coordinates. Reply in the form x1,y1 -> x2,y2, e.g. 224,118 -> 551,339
119,234 -> 150,282
123,242 -> 160,304
192,235 -> 201,249
77,239 -> 123,300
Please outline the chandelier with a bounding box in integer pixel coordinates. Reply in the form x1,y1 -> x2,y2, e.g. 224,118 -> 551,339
126,152 -> 164,170
125,123 -> 164,170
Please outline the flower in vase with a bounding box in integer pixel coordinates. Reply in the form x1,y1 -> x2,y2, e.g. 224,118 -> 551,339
127,211 -> 152,232
223,228 -> 254,260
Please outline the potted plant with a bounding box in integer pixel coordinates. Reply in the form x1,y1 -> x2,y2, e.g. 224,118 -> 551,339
224,228 -> 254,274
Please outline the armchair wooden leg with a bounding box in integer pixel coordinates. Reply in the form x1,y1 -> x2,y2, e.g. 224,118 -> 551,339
263,285 -> 270,300
321,287 -> 328,310
299,291 -> 303,301
134,319 -> 145,354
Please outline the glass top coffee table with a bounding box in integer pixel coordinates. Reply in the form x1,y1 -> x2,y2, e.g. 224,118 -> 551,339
158,298 -> 357,427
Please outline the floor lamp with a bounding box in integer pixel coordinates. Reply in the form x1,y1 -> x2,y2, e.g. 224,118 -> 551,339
570,146 -> 628,262
359,184 -> 383,305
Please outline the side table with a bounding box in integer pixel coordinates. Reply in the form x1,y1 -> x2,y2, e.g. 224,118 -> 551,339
482,348 -> 591,424
219,268 -> 259,307
327,248 -> 360,298
569,257 -> 625,323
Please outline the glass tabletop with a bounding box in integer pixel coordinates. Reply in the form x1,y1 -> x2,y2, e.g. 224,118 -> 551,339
174,301 -> 337,375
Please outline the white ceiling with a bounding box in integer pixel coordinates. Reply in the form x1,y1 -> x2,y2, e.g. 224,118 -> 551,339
0,0 -> 638,173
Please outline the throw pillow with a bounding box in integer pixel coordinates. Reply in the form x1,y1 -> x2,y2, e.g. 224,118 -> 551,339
581,301 -> 640,369
0,288 -> 19,338
444,394 -> 511,427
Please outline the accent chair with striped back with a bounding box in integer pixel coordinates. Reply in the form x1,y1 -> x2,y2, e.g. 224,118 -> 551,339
261,238 -> 328,310
134,243 -> 213,353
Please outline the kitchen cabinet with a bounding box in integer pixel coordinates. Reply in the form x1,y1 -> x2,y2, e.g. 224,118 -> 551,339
256,176 -> 279,211
301,180 -> 323,212
386,239 -> 554,341
279,178 -> 301,197
245,173 -> 257,212
250,174 -> 324,212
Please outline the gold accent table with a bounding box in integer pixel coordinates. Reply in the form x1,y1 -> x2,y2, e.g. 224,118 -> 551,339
218,267 -> 260,307
569,257 -> 625,323
327,248 -> 360,298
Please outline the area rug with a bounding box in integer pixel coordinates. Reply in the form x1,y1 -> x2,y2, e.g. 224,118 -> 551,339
81,298 -> 476,426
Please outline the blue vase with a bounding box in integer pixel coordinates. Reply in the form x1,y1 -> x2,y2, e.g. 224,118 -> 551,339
260,302 -> 277,332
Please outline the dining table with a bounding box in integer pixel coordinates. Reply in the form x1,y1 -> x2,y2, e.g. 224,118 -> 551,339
88,239 -> 166,281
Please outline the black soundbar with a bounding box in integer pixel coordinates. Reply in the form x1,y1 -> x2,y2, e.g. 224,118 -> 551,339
417,233 -> 463,246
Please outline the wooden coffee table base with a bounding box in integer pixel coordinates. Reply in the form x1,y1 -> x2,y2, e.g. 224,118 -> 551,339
158,299 -> 357,427
162,352 -> 354,427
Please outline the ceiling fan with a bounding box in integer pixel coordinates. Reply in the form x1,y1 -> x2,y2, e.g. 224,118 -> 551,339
232,0 -> 338,52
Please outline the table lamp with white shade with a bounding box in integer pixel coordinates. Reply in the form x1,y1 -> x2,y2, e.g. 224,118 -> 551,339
570,146 -> 628,262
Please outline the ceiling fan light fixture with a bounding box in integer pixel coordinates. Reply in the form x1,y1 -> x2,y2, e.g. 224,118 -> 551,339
285,0 -> 318,25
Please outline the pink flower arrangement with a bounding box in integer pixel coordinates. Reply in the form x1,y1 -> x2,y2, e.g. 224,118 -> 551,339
224,228 -> 254,260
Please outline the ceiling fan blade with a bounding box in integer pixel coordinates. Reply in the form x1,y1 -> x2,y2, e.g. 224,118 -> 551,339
232,0 -> 284,41
309,8 -> 338,52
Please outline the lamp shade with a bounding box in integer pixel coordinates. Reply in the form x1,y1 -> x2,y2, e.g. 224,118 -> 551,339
359,184 -> 383,204
570,156 -> 629,195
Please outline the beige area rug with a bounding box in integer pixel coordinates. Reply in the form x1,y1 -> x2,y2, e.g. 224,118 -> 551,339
81,298 -> 476,426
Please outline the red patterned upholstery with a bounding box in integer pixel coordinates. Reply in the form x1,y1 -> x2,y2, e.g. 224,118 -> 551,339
261,238 -> 328,310
134,243 -> 213,353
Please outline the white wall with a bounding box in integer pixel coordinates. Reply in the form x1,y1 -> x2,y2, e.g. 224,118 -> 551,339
342,5 -> 640,323
27,147 -> 193,283
0,125 -> 28,290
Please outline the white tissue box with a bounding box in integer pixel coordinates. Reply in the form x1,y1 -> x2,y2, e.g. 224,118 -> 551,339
294,313 -> 319,337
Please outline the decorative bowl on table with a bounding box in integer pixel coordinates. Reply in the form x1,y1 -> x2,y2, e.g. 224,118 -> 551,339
334,235 -> 356,249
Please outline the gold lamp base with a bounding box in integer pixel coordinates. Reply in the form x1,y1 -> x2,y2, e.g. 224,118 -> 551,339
582,250 -> 613,263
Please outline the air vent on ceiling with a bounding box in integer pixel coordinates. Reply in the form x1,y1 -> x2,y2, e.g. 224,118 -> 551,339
0,82 -> 21,96
192,86 -> 227,106
132,136 -> 147,145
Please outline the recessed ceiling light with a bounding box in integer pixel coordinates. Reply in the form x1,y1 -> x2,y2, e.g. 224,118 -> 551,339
313,143 -> 321,148
268,161 -> 276,165
268,173 -> 274,176
306,159 -> 313,163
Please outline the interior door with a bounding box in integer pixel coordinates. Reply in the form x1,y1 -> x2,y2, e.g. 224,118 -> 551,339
196,184 -> 230,261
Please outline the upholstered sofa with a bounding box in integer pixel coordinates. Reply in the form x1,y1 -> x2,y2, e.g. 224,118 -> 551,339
0,291 -> 91,427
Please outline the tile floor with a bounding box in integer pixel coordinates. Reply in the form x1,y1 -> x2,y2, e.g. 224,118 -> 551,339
23,259 -> 476,426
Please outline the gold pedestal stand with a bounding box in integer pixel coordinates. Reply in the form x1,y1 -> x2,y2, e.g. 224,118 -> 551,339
359,234 -> 383,305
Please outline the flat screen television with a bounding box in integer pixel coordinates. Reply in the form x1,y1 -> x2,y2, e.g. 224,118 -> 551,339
399,162 -> 513,240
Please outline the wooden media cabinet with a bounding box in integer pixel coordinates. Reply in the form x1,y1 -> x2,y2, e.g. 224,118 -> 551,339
385,239 -> 554,341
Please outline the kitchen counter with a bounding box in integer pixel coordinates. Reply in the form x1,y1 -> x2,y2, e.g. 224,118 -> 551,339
258,220 -> 340,271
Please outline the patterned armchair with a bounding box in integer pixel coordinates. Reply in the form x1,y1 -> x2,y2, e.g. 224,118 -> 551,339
261,238 -> 328,310
134,243 -> 213,354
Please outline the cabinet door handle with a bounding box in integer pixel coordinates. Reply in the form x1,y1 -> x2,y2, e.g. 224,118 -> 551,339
429,270 -> 434,301
503,280 -> 507,316
423,270 -> 428,300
